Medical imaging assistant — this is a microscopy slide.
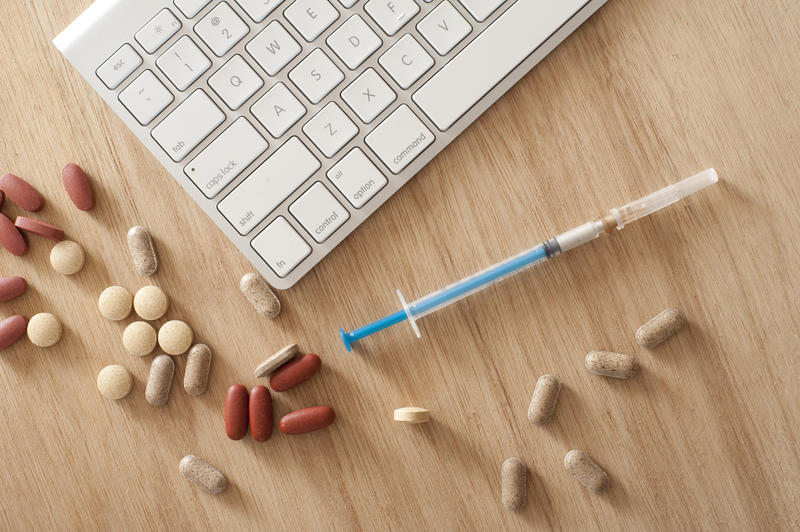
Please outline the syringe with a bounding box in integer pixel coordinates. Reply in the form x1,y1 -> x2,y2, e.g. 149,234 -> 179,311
340,169 -> 719,351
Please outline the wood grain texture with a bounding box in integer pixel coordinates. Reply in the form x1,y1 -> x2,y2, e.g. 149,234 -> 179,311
1,0 -> 799,529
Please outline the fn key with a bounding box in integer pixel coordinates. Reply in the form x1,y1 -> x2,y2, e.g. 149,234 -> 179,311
251,217 -> 312,278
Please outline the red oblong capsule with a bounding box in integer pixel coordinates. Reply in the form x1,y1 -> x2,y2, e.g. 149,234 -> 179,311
0,276 -> 26,302
0,173 -> 43,211
269,353 -> 322,392
279,406 -> 335,435
14,216 -> 64,240
0,214 -> 27,256
62,163 -> 95,211
224,384 -> 249,440
249,386 -> 274,442
0,315 -> 28,350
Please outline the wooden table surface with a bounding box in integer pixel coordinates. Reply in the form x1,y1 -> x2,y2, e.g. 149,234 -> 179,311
1,0 -> 799,529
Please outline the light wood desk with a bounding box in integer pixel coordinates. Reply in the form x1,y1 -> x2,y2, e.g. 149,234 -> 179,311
1,0 -> 798,529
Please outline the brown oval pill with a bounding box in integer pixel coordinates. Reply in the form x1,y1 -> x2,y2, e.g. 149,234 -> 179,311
564,450 -> 609,493
179,455 -> 227,495
240,272 -> 280,318
0,315 -> 27,350
0,189 -> 5,208
14,216 -> 64,240
280,406 -> 335,435
269,353 -> 321,392
0,214 -> 27,256
636,308 -> 685,348
0,276 -> 26,302
249,386 -> 274,442
528,374 -> 561,425
127,226 -> 158,276
585,350 -> 638,379
501,457 -> 527,510
184,344 -> 212,396
62,163 -> 95,211
0,173 -> 43,211
145,354 -> 174,406
225,384 -> 249,440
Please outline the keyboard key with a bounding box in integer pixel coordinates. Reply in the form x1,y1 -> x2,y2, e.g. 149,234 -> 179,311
365,104 -> 433,173
135,9 -> 182,54
251,82 -> 307,137
235,0 -> 286,22
416,1 -> 471,55
327,148 -> 387,208
251,217 -> 311,277
118,70 -> 174,125
219,137 -> 320,235
209,55 -> 263,110
457,0 -> 504,22
302,102 -> 358,158
284,0 -> 339,42
327,15 -> 382,70
378,34 -> 433,89
175,0 -> 212,18
365,0 -> 419,36
246,21 -> 301,76
151,89 -> 225,162
194,2 -> 249,57
289,49 -> 344,104
184,117 -> 268,198
289,182 -> 350,242
96,44 -> 142,89
156,36 -> 211,91
341,68 -> 396,123
338,0 -> 358,6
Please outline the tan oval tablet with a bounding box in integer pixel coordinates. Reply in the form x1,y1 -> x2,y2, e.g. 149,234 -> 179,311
127,226 -> 158,276
585,351 -> 638,379
146,354 -> 174,406
133,285 -> 169,320
97,365 -> 133,399
98,286 -> 133,321
501,457 -> 526,510
394,406 -> 430,424
528,374 -> 561,425
122,321 -> 157,357
179,455 -> 227,494
636,308 -> 685,348
564,450 -> 609,492
50,240 -> 85,275
184,344 -> 212,396
27,313 -> 62,347
254,344 -> 298,377
240,272 -> 280,319
158,320 -> 193,355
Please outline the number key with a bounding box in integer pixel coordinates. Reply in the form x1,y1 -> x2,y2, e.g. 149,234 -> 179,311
156,36 -> 212,91
195,2 -> 249,57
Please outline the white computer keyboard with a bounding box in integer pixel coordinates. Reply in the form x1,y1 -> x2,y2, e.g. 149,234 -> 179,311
55,0 -> 606,288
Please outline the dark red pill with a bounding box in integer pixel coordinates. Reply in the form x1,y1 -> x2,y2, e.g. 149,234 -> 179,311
0,214 -> 27,256
0,276 -> 26,302
269,353 -> 321,392
14,216 -> 64,240
0,173 -> 43,211
0,315 -> 28,350
249,386 -> 274,442
279,406 -> 335,435
224,384 -> 249,440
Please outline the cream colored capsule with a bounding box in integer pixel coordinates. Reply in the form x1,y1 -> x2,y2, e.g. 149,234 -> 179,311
98,286 -> 132,321
636,308 -> 685,348
146,354 -> 174,406
97,365 -> 133,399
564,450 -> 609,493
158,320 -> 193,355
254,344 -> 298,377
585,351 -> 638,379
122,321 -> 158,357
501,457 -> 526,510
179,455 -> 227,494
27,313 -> 62,347
184,344 -> 212,396
240,272 -> 280,319
528,374 -> 561,425
50,240 -> 85,275
127,226 -> 158,276
394,407 -> 430,424
133,285 -> 169,320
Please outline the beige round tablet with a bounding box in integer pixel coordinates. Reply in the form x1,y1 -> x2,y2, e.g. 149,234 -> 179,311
27,312 -> 62,347
133,285 -> 169,320
122,321 -> 157,357
394,407 -> 431,424
97,365 -> 133,399
98,286 -> 133,321
158,320 -> 193,355
50,240 -> 85,275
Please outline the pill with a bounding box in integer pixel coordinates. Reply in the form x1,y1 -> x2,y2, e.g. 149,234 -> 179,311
158,320 -> 193,355
501,457 -> 526,510
0,189 -> 4,208
179,455 -> 227,495
97,286 -> 133,321
225,384 -> 249,440
240,272 -> 280,319
184,344 -> 212,396
122,321 -> 157,356
50,240 -> 85,275
0,276 -> 27,302
145,354 -> 174,406
133,285 -> 168,320
393,406 -> 430,424
527,374 -> 561,425
636,308 -> 685,348
0,315 -> 28,350
0,214 -> 27,256
585,350 -> 638,379
14,216 -> 65,240
97,364 -> 133,400
0,173 -> 43,211
27,312 -> 62,347
269,353 -> 321,392
62,163 -> 95,211
280,406 -> 336,435
249,385 -> 274,442
127,226 -> 158,276
254,344 -> 298,378
564,450 -> 609,492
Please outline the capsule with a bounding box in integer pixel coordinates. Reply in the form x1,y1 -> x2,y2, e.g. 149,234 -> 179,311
564,450 -> 609,492
240,272 -> 280,319
280,406 -> 335,434
0,213 -> 27,256
269,353 -> 321,392
501,457 -> 526,510
184,344 -> 212,396
585,351 -> 638,379
225,384 -> 249,440
249,386 -> 274,442
145,355 -> 174,406
127,226 -> 158,276
179,455 -> 227,494
528,374 -> 561,425
62,163 -> 95,211
0,315 -> 28,350
0,276 -> 27,303
636,308 -> 685,348
0,173 -> 43,211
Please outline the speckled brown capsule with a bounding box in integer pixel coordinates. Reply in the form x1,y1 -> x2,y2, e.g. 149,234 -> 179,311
564,450 -> 609,493
240,272 -> 280,318
528,374 -> 561,425
184,344 -> 212,396
585,351 -> 638,379
127,226 -> 158,276
636,308 -> 685,348
179,455 -> 227,494
145,355 -> 174,406
501,457 -> 526,510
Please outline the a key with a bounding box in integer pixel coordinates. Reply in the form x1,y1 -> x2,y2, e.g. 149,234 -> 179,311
365,0 -> 419,36
218,137 -> 321,235
457,0 -> 505,22
327,148 -> 387,208
118,70 -> 174,125
235,0 -> 286,23
289,182 -> 350,243
341,68 -> 396,123
194,2 -> 249,57
302,102 -> 358,158
250,216 -> 312,277
246,21 -> 301,76
209,55 -> 263,110
337,0 -> 358,7
378,34 -> 433,89
416,1 -> 471,56
136,9 -> 182,54
174,0 -> 212,18
96,44 -> 142,89
364,104 -> 434,173
251,82 -> 307,137
285,0 -> 340,42
327,15 -> 382,70
156,36 -> 211,91
151,89 -> 225,162
288,49 -> 344,104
